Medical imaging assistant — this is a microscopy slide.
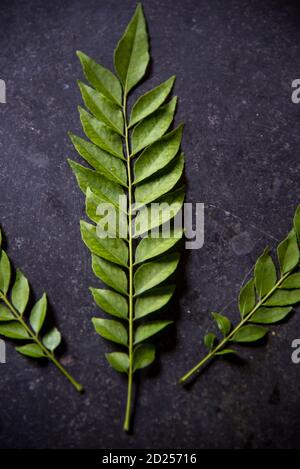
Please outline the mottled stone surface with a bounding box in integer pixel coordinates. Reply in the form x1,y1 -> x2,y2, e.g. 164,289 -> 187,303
0,0 -> 300,449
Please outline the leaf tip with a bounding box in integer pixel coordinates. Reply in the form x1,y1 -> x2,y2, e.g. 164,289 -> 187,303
136,2 -> 143,13
76,50 -> 85,61
79,219 -> 88,229
67,131 -> 75,142
77,79 -> 84,89
169,75 -> 176,84
77,104 -> 85,115
67,158 -> 75,170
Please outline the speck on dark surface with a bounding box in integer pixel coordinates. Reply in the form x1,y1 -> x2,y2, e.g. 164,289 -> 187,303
0,0 -> 300,449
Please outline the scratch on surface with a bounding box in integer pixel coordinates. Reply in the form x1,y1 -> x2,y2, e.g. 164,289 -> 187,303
240,264 -> 255,288
207,203 -> 280,317
207,203 -> 280,242
250,121 -> 300,143
219,298 -> 236,315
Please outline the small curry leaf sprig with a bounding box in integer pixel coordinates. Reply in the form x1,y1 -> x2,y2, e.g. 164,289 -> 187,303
0,228 -> 83,392
180,205 -> 300,383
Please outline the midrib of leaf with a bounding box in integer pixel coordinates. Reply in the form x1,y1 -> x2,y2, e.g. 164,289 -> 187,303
122,92 -> 134,432
179,268 -> 292,383
123,18 -> 138,98
0,291 -> 83,392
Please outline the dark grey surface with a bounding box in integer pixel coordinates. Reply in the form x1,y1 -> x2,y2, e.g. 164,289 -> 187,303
0,0 -> 300,449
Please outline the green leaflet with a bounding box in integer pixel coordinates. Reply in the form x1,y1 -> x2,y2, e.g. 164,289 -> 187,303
135,285 -> 176,319
114,3 -> 149,93
29,293 -> 47,334
131,97 -> 177,155
254,248 -> 277,299
11,270 -> 29,316
68,160 -> 125,210
129,76 -> 175,127
238,278 -> 255,318
80,221 -> 128,267
135,228 -> 183,263
42,327 -> 62,352
78,81 -> 124,135
70,4 -> 185,432
0,322 -> 30,340
69,133 -> 127,187
0,250 -> 11,295
16,343 -> 45,358
180,205 -> 300,385
134,253 -> 180,295
204,333 -> 216,350
215,349 -> 236,356
77,51 -> 122,106
134,187 -> 185,236
0,229 -> 83,392
250,306 -> 292,324
277,229 -> 299,274
280,273 -> 300,289
90,288 -> 128,319
92,317 -> 128,346
106,352 -> 129,373
79,107 -> 124,159
0,304 -> 14,321
91,255 -> 127,295
264,289 -> 300,306
231,325 -> 268,343
134,320 -> 173,344
135,152 -> 184,205
133,344 -> 155,371
85,187 -> 111,226
211,312 -> 231,336
85,188 -> 127,238
134,125 -> 184,184
294,205 -> 300,242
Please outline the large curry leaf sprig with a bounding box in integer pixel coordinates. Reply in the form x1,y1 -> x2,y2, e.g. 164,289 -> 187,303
0,228 -> 83,392
69,4 -> 185,431
180,206 -> 300,383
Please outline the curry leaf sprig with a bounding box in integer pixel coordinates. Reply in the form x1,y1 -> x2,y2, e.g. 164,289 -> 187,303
69,3 -> 185,431
180,205 -> 300,384
0,228 -> 83,392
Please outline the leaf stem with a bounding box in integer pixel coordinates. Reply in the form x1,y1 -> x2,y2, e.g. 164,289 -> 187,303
0,292 -> 83,393
123,93 -> 134,432
179,270 -> 291,383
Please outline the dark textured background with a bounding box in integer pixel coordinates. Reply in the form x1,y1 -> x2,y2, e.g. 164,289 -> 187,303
0,0 -> 300,449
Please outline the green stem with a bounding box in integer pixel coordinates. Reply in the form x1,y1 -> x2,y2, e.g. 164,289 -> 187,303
0,292 -> 83,393
179,270 -> 291,383
123,93 -> 134,432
